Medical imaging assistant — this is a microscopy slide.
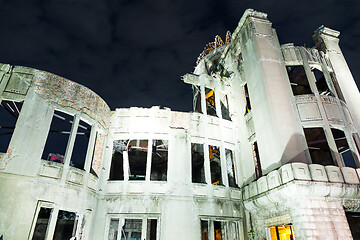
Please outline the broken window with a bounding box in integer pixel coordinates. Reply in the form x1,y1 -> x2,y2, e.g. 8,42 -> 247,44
193,85 -> 202,113
201,220 -> 209,240
191,143 -> 206,184
252,142 -> 262,179
214,221 -> 226,240
53,210 -> 77,240
286,65 -> 312,95
146,219 -> 157,240
42,110 -> 73,164
331,129 -> 358,168
205,88 -> 217,117
0,100 -> 22,153
120,219 -> 142,240
269,224 -> 295,240
220,93 -> 231,121
303,127 -> 334,166
31,207 -> 52,240
345,212 -> 360,240
209,145 -> 222,185
128,140 -> 148,180
150,140 -> 168,181
226,149 -> 238,188
313,68 -> 334,96
108,219 -> 119,240
109,140 -> 128,180
244,84 -> 251,114
71,120 -> 92,170
108,217 -> 158,240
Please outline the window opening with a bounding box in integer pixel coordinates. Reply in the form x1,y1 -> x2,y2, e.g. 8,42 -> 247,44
150,140 -> 168,181
53,210 -> 77,240
286,65 -> 312,95
193,85 -> 202,113
120,219 -> 142,240
146,219 -> 157,240
244,84 -> 251,114
71,120 -> 91,170
209,145 -> 222,185
303,127 -> 334,166
214,221 -> 225,240
201,220 -> 209,240
108,219 -> 119,240
128,140 -> 148,180
226,149 -> 238,188
312,68 -> 334,96
345,211 -> 360,240
191,143 -> 206,184
31,207 -> 52,240
252,142 -> 262,179
205,88 -> 217,117
0,100 -> 22,153
42,110 -> 73,163
109,140 -> 128,180
269,224 -> 295,240
220,93 -> 231,121
331,129 -> 357,168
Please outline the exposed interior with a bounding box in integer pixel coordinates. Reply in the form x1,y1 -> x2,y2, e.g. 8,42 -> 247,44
191,143 -> 206,184
331,128 -> 357,168
0,100 -> 22,153
209,145 -> 222,185
286,65 -> 312,95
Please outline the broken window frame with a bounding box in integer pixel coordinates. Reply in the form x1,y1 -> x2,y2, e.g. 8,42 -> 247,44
225,149 -> 238,188
205,88 -> 217,117
70,119 -> 92,170
252,141 -> 262,179
331,128 -> 359,169
150,139 -> 168,181
200,218 -> 240,240
286,65 -> 313,96
311,67 -> 335,97
109,140 -> 128,181
193,85 -> 203,114
106,214 -> 160,240
219,92 -> 231,121
0,100 -> 23,153
209,145 -> 223,185
191,143 -> 206,184
244,84 -> 251,114
30,202 -> 81,240
303,127 -> 336,166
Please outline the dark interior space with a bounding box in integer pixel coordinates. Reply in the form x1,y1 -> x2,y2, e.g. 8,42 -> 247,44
209,145 -> 222,185
286,65 -> 312,95
192,143 -> 206,183
0,100 -> 22,153
128,140 -> 148,180
331,128 -> 357,168
150,140 -> 168,181
205,88 -> 217,117
71,119 -> 91,170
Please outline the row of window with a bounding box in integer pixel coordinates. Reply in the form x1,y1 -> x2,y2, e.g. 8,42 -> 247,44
109,140 -> 239,188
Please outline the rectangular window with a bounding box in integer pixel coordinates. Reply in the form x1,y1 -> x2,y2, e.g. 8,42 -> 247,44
269,224 -> 295,240
71,120 -> 92,170
312,69 -> 334,96
220,93 -> 231,121
42,110 -> 73,163
53,210 -> 77,240
303,127 -> 334,166
214,221 -> 225,240
32,207 -> 52,240
193,85 -> 202,113
108,216 -> 158,240
252,142 -> 262,179
244,84 -> 251,114
345,211 -> 360,240
0,100 -> 23,153
225,149 -> 238,188
109,140 -> 128,180
205,88 -> 217,117
331,128 -> 358,168
191,143 -> 206,184
128,140 -> 148,180
201,220 -> 209,240
286,65 -> 312,95
209,145 -> 222,185
150,140 -> 168,181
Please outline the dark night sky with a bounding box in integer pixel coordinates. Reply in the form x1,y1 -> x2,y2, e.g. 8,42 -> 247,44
0,0 -> 359,112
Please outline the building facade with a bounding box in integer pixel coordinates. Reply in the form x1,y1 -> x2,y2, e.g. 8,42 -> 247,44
1,9 -> 360,240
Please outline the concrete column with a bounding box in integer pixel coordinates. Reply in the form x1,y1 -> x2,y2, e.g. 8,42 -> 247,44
314,26 -> 360,131
237,10 -> 307,173
3,88 -> 54,176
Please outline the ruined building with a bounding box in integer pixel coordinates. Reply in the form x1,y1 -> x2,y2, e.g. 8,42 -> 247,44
1,9 -> 360,240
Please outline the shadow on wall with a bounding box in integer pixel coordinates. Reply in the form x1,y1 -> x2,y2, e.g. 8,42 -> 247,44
280,133 -> 310,166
